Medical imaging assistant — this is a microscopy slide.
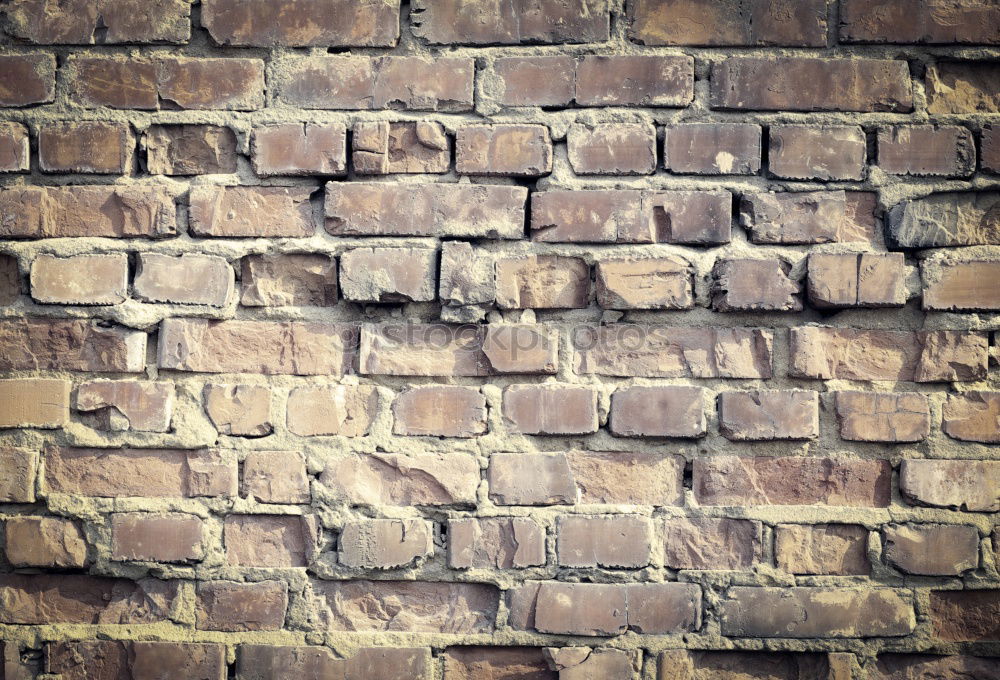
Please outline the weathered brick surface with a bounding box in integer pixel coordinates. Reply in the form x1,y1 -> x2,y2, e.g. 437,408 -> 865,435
576,55 -> 694,106
5,516 -> 87,567
889,192 -> 1000,247
878,125 -> 976,177
942,392 -> 1000,443
204,384 -> 272,437
900,459 -> 1000,511
835,391 -> 930,442
412,0 -> 609,45
76,380 -> 174,432
662,517 -> 762,570
253,123 -> 346,176
0,318 -> 146,372
557,515 -> 653,568
567,123 -> 657,175
241,254 -> 338,307
353,121 -> 448,174
494,56 -> 576,106
189,186 -> 315,237
0,121 -> 30,171
808,252 -> 907,308
456,124 -> 552,176
596,257 -> 694,309
286,384 -> 378,436
111,513 -> 203,562
196,581 -> 287,632
392,386 -> 487,437
609,385 -> 706,438
0,53 -> 56,106
718,390 -> 819,441
629,0 -> 827,46
664,122 -> 761,174
448,518 -> 546,569
134,253 -> 234,306
883,523 -> 979,575
321,452 -> 480,506
925,62 -> 1000,114
146,124 -> 237,175
840,0 -> 1000,44
711,258 -> 802,312
30,253 -> 129,305
930,591 -> 1000,642
769,125 -> 866,180
775,524 -> 871,575
0,378 -> 70,428
923,260 -> 1000,311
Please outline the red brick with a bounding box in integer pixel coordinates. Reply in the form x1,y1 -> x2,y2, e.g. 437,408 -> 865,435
0,122 -> 29,172
595,257 -> 693,310
340,247 -> 437,302
326,182 -> 525,238
134,253 -> 234,306
775,524 -> 871,576
286,384 -> 377,436
488,452 -> 576,506
926,62 -> 1000,114
30,253 -> 128,305
38,122 -> 133,174
352,121 -> 449,174
225,514 -> 315,567
502,384 -> 599,434
196,581 -> 287,632
628,0 -> 827,46
0,318 -> 145,372
495,255 -> 590,309
0,378 -> 70,428
662,517 -> 762,570
48,641 -> 225,680
568,123 -> 657,175
835,391 -> 930,442
695,456 -> 891,507
0,53 -> 56,106
202,0 -> 399,46
392,385 -> 486,437
790,328 -> 987,382
242,450 -> 309,504
277,56 -> 474,111
567,450 -> 684,505
159,319 -> 356,375
412,0 -> 609,44
741,191 -> 845,244
930,591 -> 1000,641
3,0 -> 190,43
0,254 -> 18,305
189,186 -> 314,237
321,452 -> 480,506
664,122 -> 761,174
339,518 -> 433,568
157,58 -> 264,110
577,55 -> 693,107
237,645 -> 429,680
111,513 -> 203,562
252,123 -> 347,176
494,56 -> 576,106
878,125 -> 976,176
0,574 -> 178,624
45,640 -> 128,680
808,252 -> 907,308
76,380 -> 174,432
884,524 -> 979,576
456,124 -> 552,176
609,385 -> 706,438
711,57 -> 913,112
923,260 -> 1000,311
983,125 -> 1000,173
942,392 -> 1000,443
0,448 -> 38,502
448,517 -> 546,569
900,459 -> 1000,512
44,447 -> 236,498
67,56 -> 158,109
719,390 -> 819,441
4,516 -> 87,567
146,124 -> 238,175
889,191 -> 1000,247
206,382 -> 273,438
873,654 -> 1000,680
769,125 -> 866,180
659,651 -> 854,680
711,258 -> 802,312
241,254 -> 338,306
443,647 -> 553,680
133,643 -> 225,679
840,0 -> 1000,44
557,515 -> 653,568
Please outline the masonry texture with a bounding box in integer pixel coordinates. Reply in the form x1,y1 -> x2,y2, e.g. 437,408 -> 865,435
0,0 -> 999,679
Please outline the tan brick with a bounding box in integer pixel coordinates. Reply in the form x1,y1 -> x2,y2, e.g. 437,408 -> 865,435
111,513 -> 203,563
488,452 -> 576,506
448,517 -> 546,569
930,591 -> 1000,641
576,55 -> 694,107
411,0 -> 608,44
196,581 -> 287,632
157,57 -> 264,110
878,125 -> 976,176
494,56 -> 576,106
339,518 -> 433,569
0,448 -> 38,502
0,378 -> 70,429
0,53 -> 56,107
204,384 -> 272,437
241,254 -> 338,307
900,459 -> 1000,512
595,257 -> 693,309
923,260 -> 1000,311
392,386 -> 486,437
146,124 -> 237,175
567,123 -> 657,175
496,255 -> 589,309
30,254 -> 128,305
662,518 -> 762,570
925,62 -> 1000,114
439,242 -> 496,309
629,0 -> 827,46
664,122 -> 761,174
884,524 -> 979,576
718,390 -> 819,441
557,515 -> 653,568
5,517 -> 87,568
224,514 -> 315,567
942,392 -> 1000,443
0,318 -> 146,372
134,253 -> 234,306
457,124 -> 552,176
352,121 -> 449,174
711,258 -> 802,311
808,252 -> 907,308
0,122 -> 29,172
189,186 -> 315,237
340,247 -> 437,302
242,450 -> 310,504
76,381 -> 174,432
775,524 -> 871,575
769,125 -> 866,180
609,385 -> 706,438
252,123 -> 347,176
835,391 -> 930,443
286,384 -> 378,437
502,384 -> 599,434
321,452 -> 480,506
567,450 -> 684,506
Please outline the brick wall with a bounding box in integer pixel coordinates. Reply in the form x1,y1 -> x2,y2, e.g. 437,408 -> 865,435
0,0 -> 999,678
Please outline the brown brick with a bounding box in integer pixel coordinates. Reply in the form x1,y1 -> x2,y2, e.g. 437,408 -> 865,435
722,587 -> 914,638
45,640 -> 128,680
808,252 -> 907,308
577,55 -> 694,106
0,254 -> 19,305
448,517 -> 546,569
277,56 -> 474,111
67,56 -> 158,109
157,57 -> 264,110
878,125 -> 976,176
0,318 -> 145,372
790,328 -> 987,382
557,515 -> 653,568
412,0 -> 608,44
550,647 -> 639,679
242,450 -> 309,504
769,125 -> 866,180
352,121 -> 449,174
835,391 -> 930,442
495,56 -> 577,107
253,123 -> 347,176
502,384 -> 599,435
202,0 -> 399,46
609,385 -> 706,438
573,325 -> 773,378
158,319 -> 356,376
662,517 -> 762,570
134,253 -> 233,306
76,381 -> 174,432
0,185 -> 176,239
695,456 -> 891,507
146,124 -> 237,175
884,524 -> 979,576
711,258 -> 802,312
930,591 -> 1000,641
0,448 -> 38,502
711,57 -> 913,112
39,122 -> 132,174
443,647 -> 552,680
111,513 -> 203,562
0,574 -> 178,624
340,247 -> 437,302
237,645 -> 429,680
567,450 -> 684,505
45,447 -> 236,498
983,125 -> 1000,173
4,517 -> 87,568
923,260 -> 1000,311
204,384 -> 272,437
225,514 -> 315,567
900,459 -> 1000,512
4,0 -> 190,43
629,0 -> 827,46
321,452 -> 480,506
595,257 -> 693,310
339,518 -> 433,569
889,192 -> 1000,247
48,641 -> 225,680
873,653 -> 1000,680
30,253 -> 128,305
136,643 -> 226,679
495,255 -> 590,309
0,378 -> 70,429
943,392 -> 1000,443
647,191 -> 734,244
241,254 -> 338,307
456,124 -> 552,177
741,191 -> 845,244
664,122 -> 761,174
197,581 -> 287,632
392,386 -> 486,437
775,524 -> 871,575
0,122 -> 29,172
719,390 -> 819,441
0,53 -> 56,106
314,580 -> 498,633
659,651 -> 853,680
189,186 -> 315,237
841,0 -> 1000,44
488,452 -> 576,505
286,384 -> 378,436
567,123 -> 656,175
325,182 -> 525,238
